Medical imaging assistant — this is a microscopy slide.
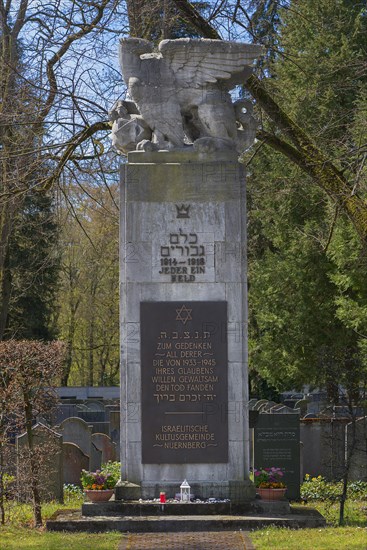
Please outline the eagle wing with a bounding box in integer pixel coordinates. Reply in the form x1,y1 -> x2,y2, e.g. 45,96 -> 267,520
158,38 -> 263,90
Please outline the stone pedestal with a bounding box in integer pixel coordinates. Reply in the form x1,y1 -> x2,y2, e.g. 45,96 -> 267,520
119,149 -> 255,503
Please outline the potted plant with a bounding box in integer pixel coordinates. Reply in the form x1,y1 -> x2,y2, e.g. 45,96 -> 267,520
254,467 -> 287,501
81,468 -> 117,503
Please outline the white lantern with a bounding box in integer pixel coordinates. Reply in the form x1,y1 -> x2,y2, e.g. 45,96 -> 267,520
180,479 -> 191,502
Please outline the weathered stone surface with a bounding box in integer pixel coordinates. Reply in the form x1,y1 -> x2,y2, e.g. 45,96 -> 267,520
17,423 -> 63,502
347,417 -> 367,480
112,39 -> 262,154
120,153 -> 251,503
58,417 -> 93,467
92,433 -> 117,464
63,442 -> 89,486
90,442 -> 102,471
46,506 -> 326,533
109,410 -> 120,460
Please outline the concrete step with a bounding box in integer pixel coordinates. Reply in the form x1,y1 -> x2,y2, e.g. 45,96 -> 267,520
83,501 -> 235,517
82,499 -> 291,517
46,507 -> 326,533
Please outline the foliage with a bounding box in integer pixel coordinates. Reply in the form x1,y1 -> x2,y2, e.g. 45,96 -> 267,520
0,340 -> 65,526
246,0 -> 367,396
254,467 -> 286,488
101,461 -> 121,481
0,0 -> 122,354
5,192 -> 60,341
63,484 -> 84,501
57,183 -> 119,386
301,475 -> 367,502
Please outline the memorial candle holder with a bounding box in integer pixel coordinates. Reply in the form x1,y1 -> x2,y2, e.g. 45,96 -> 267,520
180,480 -> 191,502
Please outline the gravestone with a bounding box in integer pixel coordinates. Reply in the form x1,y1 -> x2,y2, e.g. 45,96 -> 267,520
115,38 -> 262,503
90,442 -> 102,471
16,423 -> 63,502
300,418 -> 346,479
63,442 -> 89,486
90,422 -> 110,435
294,399 -> 309,416
254,413 -> 300,499
54,403 -> 78,425
347,417 -> 367,481
92,433 -> 117,464
58,417 -> 92,466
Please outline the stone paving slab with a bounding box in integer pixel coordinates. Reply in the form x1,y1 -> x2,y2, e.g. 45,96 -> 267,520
118,531 -> 255,550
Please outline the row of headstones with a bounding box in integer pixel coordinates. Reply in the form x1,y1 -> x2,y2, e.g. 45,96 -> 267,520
53,402 -> 120,436
15,417 -> 118,502
248,398 -> 357,419
249,398 -> 303,415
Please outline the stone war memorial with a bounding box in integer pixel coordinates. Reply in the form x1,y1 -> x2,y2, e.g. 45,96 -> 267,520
47,37 -> 327,532
113,37 -> 262,504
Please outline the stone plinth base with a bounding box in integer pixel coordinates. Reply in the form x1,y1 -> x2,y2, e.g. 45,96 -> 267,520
115,480 -> 141,501
251,498 -> 291,515
141,480 -> 256,505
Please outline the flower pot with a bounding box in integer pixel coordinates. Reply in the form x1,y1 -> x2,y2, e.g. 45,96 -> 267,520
84,489 -> 114,502
257,487 -> 287,501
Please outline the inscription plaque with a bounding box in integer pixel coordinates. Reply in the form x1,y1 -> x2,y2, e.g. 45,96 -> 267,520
254,413 -> 300,499
141,301 -> 228,463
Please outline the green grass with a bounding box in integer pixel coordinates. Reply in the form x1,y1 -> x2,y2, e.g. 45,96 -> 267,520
250,500 -> 367,549
1,489 -> 367,550
0,496 -> 123,550
250,526 -> 367,550
0,527 -> 122,550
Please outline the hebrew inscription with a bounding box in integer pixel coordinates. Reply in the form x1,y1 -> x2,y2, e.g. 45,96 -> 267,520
254,414 -> 300,500
158,228 -> 206,283
141,301 -> 228,464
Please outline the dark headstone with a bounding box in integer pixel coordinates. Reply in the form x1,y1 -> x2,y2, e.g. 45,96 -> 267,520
78,411 -> 106,423
347,417 -> 367,481
63,442 -> 89,486
90,442 -> 102,471
17,423 -> 63,502
58,417 -> 92,463
92,433 -> 117,464
254,413 -> 300,500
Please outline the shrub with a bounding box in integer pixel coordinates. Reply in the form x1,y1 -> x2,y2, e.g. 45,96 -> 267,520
101,461 -> 121,482
301,475 -> 367,502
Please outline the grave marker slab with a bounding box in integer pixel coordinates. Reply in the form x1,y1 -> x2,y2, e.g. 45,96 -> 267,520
254,413 -> 300,500
63,442 -> 89,486
17,423 -> 63,502
58,417 -> 92,465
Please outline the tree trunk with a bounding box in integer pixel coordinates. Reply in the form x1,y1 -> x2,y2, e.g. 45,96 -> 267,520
24,399 -> 42,527
0,250 -> 12,340
339,415 -> 357,526
0,442 -> 5,525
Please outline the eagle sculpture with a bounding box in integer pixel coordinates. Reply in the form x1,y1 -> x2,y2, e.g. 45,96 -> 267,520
111,38 -> 262,154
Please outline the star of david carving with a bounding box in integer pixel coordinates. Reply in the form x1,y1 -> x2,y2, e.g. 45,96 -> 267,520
175,305 -> 192,325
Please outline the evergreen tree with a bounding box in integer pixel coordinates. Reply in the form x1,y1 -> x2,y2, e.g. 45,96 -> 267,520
5,191 -> 59,340
247,0 -> 367,395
